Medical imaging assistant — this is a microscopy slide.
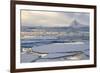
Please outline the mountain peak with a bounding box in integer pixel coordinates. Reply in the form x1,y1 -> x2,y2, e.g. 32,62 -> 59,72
70,20 -> 88,28
71,20 -> 81,27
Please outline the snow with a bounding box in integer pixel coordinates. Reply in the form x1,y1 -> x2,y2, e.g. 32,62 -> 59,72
32,42 -> 89,53
35,58 -> 65,62
20,25 -> 89,63
42,53 -> 76,59
21,53 -> 39,63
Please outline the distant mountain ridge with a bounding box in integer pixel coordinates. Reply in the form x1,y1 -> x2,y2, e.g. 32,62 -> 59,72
22,20 -> 88,28
21,20 -> 89,32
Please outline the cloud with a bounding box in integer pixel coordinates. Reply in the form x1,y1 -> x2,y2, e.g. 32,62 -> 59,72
21,10 -> 89,27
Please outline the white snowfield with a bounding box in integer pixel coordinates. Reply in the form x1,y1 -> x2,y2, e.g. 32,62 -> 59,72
21,53 -> 39,63
21,42 -> 89,62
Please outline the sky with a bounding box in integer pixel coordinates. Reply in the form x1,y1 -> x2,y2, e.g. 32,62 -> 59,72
21,10 -> 90,27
